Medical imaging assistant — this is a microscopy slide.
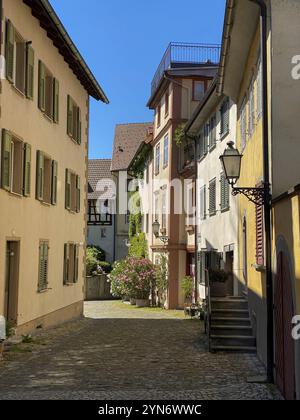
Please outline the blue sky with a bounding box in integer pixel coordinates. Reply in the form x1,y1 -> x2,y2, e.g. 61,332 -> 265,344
49,0 -> 226,159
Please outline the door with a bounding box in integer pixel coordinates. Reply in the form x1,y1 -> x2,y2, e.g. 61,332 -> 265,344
186,253 -> 195,301
224,251 -> 234,296
274,251 -> 296,400
4,241 -> 20,326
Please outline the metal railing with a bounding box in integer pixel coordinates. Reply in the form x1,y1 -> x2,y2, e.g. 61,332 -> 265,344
151,42 -> 221,94
205,268 -> 212,352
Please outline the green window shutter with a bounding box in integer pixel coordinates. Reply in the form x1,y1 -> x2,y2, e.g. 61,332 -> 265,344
65,169 -> 71,210
51,160 -> 58,205
5,20 -> 15,83
76,175 -> 81,213
77,107 -> 82,144
63,243 -> 69,285
1,129 -> 12,191
26,45 -> 34,99
209,178 -> 216,216
53,78 -> 59,123
200,185 -> 206,220
220,173 -> 230,211
74,244 -> 79,283
23,143 -> 31,197
67,95 -> 74,137
38,61 -> 46,112
36,150 -> 44,201
38,242 -> 49,291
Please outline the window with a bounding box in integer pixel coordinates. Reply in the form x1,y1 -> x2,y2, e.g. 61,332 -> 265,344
220,173 -> 230,211
154,192 -> 159,223
193,80 -> 205,101
198,127 -> 208,160
38,241 -> 49,292
220,98 -> 230,136
36,151 -> 57,205
101,228 -> 107,238
63,243 -> 79,285
257,59 -> 262,119
209,115 -> 216,150
88,199 -> 112,225
161,189 -> 167,231
163,135 -> 169,168
1,129 -> 31,196
209,178 -> 216,216
5,20 -> 34,99
38,61 -> 59,122
199,185 -> 206,220
165,90 -> 169,116
240,97 -> 247,151
157,104 -> 161,127
67,95 -> 81,143
155,143 -> 160,175
248,78 -> 255,137
65,169 -> 80,212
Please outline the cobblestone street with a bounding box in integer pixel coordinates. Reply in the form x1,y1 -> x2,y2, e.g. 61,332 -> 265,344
0,301 -> 281,400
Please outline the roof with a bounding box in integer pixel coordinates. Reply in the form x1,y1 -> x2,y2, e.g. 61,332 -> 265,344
88,159 -> 113,200
111,123 -> 153,172
147,65 -> 218,109
23,0 -> 109,103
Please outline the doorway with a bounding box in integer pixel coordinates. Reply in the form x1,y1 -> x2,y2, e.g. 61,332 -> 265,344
274,251 -> 296,400
224,251 -> 234,296
4,241 -> 20,326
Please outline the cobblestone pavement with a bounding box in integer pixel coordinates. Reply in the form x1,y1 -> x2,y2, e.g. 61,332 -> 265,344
0,301 -> 281,400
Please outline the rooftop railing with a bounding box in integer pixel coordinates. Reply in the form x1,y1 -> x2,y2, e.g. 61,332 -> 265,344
151,42 -> 221,95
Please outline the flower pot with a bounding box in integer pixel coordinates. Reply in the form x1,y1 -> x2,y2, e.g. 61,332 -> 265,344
136,299 -> 150,308
210,282 -> 227,297
130,298 -> 136,305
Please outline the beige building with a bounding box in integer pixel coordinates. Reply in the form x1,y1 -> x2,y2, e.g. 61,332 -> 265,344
0,0 -> 108,334
111,123 -> 152,261
146,43 -> 219,308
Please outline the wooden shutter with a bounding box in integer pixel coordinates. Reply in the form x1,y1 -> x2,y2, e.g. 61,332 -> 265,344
209,115 -> 216,149
5,20 -> 15,83
76,175 -> 81,213
63,244 -> 69,285
65,169 -> 71,210
200,185 -> 206,220
220,173 -> 229,211
1,129 -> 12,191
77,107 -> 82,144
36,150 -> 44,201
209,179 -> 216,216
51,160 -> 58,205
221,98 -> 229,135
53,78 -> 59,123
38,61 -> 46,112
67,95 -> 74,137
74,244 -> 79,283
23,143 -> 31,196
38,242 -> 49,291
26,45 -> 34,99
256,201 -> 264,266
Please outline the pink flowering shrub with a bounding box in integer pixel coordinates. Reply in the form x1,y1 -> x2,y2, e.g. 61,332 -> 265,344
109,257 -> 156,300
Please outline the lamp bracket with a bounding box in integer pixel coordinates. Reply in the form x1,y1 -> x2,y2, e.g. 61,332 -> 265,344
231,184 -> 270,206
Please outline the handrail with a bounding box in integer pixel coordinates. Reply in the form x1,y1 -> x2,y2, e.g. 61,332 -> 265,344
205,267 -> 212,352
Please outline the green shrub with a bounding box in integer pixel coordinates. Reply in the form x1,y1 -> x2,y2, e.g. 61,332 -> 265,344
129,233 -> 148,258
98,261 -> 112,274
88,245 -> 105,262
181,276 -> 194,300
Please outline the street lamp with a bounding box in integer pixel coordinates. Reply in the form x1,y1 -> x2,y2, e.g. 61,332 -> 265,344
220,141 -> 270,205
152,220 -> 168,244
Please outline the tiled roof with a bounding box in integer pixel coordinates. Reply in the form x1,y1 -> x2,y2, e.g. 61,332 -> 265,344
111,123 -> 153,172
88,159 -> 113,200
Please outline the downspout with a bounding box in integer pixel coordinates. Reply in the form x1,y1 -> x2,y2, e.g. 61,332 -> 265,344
249,0 -> 274,383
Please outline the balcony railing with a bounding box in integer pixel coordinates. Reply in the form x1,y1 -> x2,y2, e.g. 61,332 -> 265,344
151,42 -> 221,95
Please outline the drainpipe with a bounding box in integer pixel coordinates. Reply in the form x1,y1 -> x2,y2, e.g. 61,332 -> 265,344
249,0 -> 274,383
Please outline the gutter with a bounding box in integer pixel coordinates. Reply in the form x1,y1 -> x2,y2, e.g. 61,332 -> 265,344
250,0 -> 274,384
40,0 -> 109,103
217,0 -> 235,96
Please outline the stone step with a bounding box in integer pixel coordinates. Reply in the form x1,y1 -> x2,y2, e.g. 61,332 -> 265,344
210,334 -> 256,347
210,325 -> 253,336
211,308 -> 249,318
210,317 -> 251,326
210,345 -> 257,354
211,298 -> 248,310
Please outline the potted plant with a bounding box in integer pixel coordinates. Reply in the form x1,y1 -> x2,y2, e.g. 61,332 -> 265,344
181,276 -> 194,306
208,269 -> 229,297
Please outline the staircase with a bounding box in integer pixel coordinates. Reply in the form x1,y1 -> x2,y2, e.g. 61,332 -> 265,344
209,296 -> 257,353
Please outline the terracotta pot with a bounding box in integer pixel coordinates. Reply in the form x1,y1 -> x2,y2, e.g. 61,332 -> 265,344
210,282 -> 227,297
136,299 -> 150,308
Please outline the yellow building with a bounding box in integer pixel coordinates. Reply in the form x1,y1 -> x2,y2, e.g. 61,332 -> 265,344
219,0 -> 300,400
0,0 -> 108,335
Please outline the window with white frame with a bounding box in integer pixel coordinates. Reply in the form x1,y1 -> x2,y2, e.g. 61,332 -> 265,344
163,135 -> 169,167
155,143 -> 160,174
193,80 -> 205,101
